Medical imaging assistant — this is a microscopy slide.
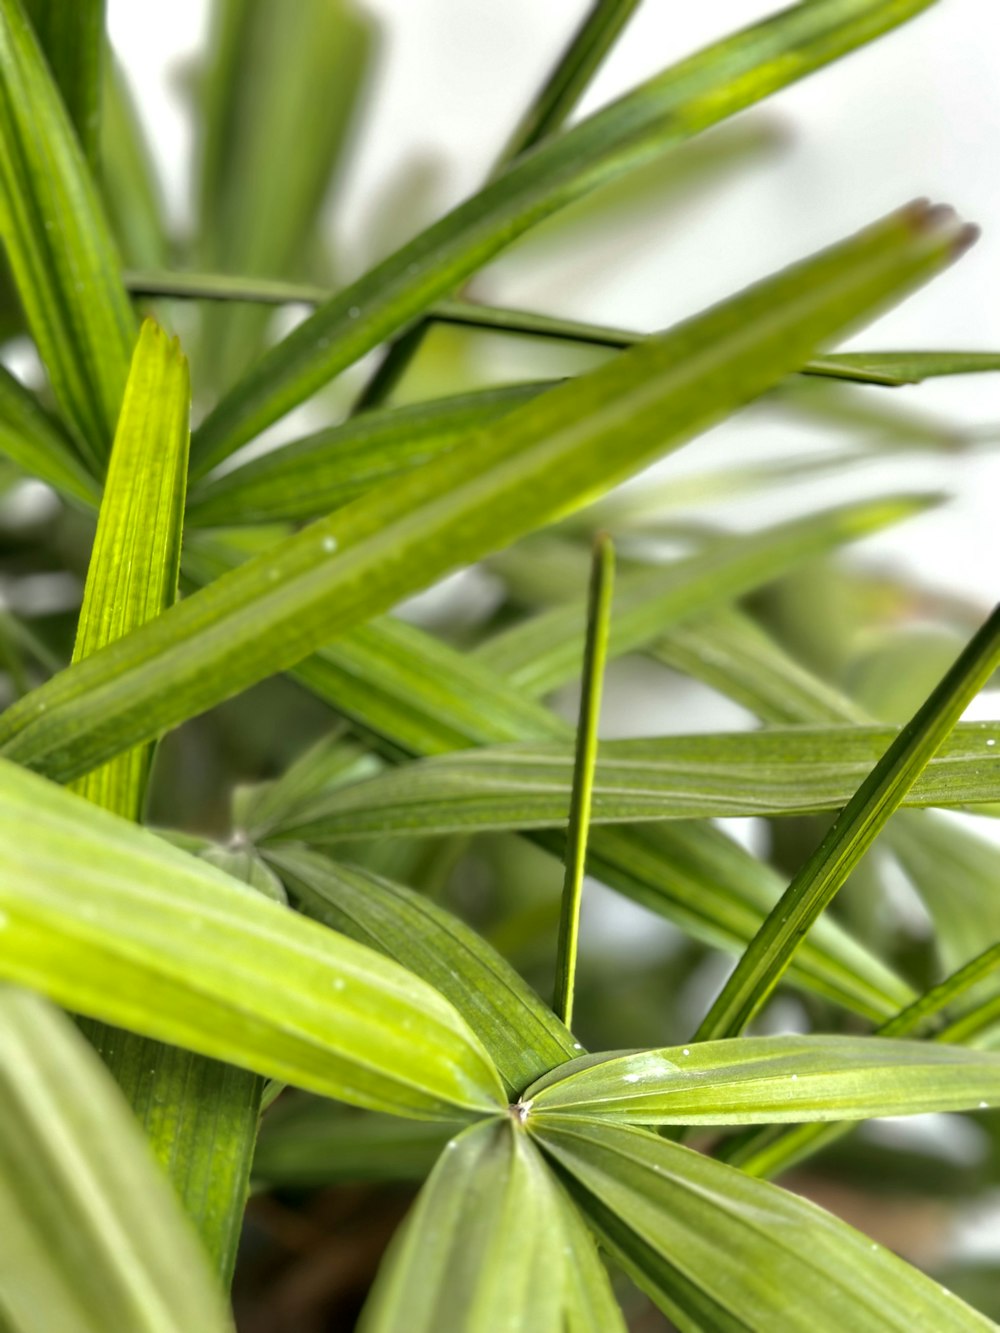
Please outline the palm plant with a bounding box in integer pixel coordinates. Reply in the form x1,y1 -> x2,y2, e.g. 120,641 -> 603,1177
1,0 -> 999,1328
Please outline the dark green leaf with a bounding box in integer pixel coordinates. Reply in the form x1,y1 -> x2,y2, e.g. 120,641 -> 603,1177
253,1099 -> 450,1188
23,0 -> 105,170
0,0 -> 135,470
535,1117 -> 993,1331
187,383 -> 551,527
266,847 -> 580,1095
0,360 -> 99,503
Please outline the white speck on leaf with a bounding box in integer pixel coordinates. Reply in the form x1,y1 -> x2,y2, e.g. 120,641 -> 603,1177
321,535 -> 337,554
682,1048 -> 690,1057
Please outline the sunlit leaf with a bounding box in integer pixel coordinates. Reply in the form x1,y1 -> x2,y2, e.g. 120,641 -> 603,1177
0,757 -> 506,1120
0,986 -> 230,1333
69,319 -> 189,818
523,1034 -> 1000,1122
266,847 -> 580,1094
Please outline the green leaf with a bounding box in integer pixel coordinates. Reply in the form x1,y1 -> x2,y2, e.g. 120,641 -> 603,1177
431,303 -> 1000,389
191,0 -> 941,472
69,318 -> 189,819
265,847 -> 580,1095
534,1117 -> 993,1331
186,383 -> 552,527
194,0 -> 372,386
522,1034 -> 1000,1123
0,987 -> 230,1333
277,614 -> 916,1020
100,59 -> 169,269
476,494 -> 938,696
253,1100 -> 451,1188
233,729 -> 380,838
0,0 -> 135,471
0,202 -> 971,783
726,941 -> 1000,1180
175,540 -> 915,1024
122,270 -> 1000,392
22,0 -> 105,170
258,721 -> 1000,843
696,602 -> 1000,1041
60,320 -> 264,1279
360,1118 -> 621,1333
0,360 -> 99,504
650,605 -> 1000,983
651,604 -> 866,726
494,0 -> 641,166
890,812 -> 1000,973
0,756 -> 506,1120
817,350 -> 1000,383
75,1023 -> 262,1284
352,0 -> 642,410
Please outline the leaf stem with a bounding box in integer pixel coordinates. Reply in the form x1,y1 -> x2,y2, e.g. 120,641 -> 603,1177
553,533 -> 615,1029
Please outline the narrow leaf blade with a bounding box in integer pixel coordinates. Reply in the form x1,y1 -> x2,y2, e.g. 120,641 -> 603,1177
266,847 -> 580,1096
70,318 -> 189,818
0,758 -> 506,1120
0,0 -> 135,468
697,602 -> 1000,1040
523,1034 -> 1000,1123
0,987 -> 230,1333
534,1118 -> 993,1331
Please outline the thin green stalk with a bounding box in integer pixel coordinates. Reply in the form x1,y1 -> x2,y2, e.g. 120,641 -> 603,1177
696,602 -> 1000,1043
553,534 -> 614,1029
122,271 -> 991,390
